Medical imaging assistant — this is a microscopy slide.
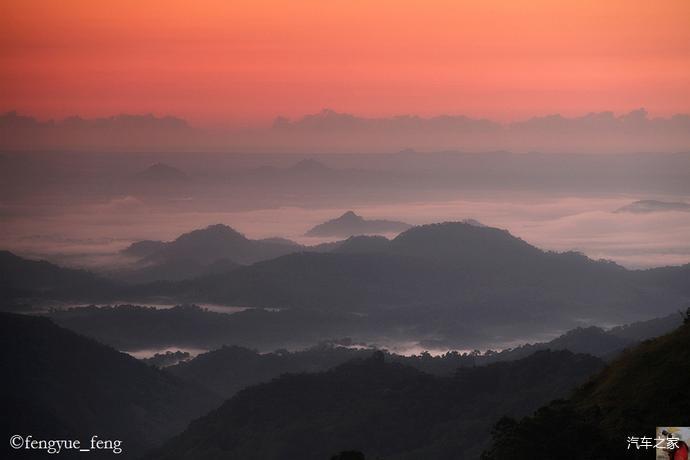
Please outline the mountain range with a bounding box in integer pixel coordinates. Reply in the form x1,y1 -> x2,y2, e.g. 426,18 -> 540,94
143,318 -> 690,460
4,220 -> 689,347
4,282 -> 688,459
3,228 -> 688,459
122,222 -> 690,343
120,223 -> 302,266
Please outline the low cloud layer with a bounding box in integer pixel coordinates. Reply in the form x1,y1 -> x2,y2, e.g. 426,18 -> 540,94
3,108 -> 690,154
3,194 -> 689,269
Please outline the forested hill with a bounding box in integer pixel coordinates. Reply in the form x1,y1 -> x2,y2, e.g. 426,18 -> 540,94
481,320 -> 690,460
0,313 -> 221,459
126,222 -> 690,341
146,350 -> 603,460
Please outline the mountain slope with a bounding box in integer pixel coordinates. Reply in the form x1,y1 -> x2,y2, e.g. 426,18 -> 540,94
120,240 -> 168,259
129,223 -> 690,336
109,257 -> 240,284
139,224 -> 303,265
48,304 -> 364,352
168,344 -> 370,398
146,350 -> 603,460
482,326 -> 637,363
0,250 -> 118,305
331,235 -> 391,254
481,320 -> 690,460
0,313 -> 221,458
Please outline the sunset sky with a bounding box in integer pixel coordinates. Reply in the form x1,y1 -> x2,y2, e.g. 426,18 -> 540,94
2,0 -> 690,126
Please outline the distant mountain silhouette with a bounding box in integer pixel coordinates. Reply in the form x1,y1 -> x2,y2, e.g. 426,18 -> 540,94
122,222 -> 690,342
121,240 -> 168,259
47,302 -> 681,371
305,211 -> 412,237
146,350 -> 603,460
614,199 -> 690,213
331,235 -> 391,253
135,163 -> 189,182
232,158 -> 349,190
413,312 -> 682,363
0,250 -> 118,306
387,221 -> 540,263
418,312 -> 682,363
257,237 -> 303,247
634,263 -> 690,297
132,224 -> 303,266
109,257 -> 239,284
606,311 -> 684,341
290,158 -> 332,172
482,326 -> 636,363
0,313 -> 220,458
48,304 -> 361,352
153,222 -> 623,306
6,220 -> 690,347
240,159 -> 334,178
481,320 -> 690,460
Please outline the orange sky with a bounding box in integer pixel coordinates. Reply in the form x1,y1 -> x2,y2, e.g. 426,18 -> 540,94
1,0 -> 689,126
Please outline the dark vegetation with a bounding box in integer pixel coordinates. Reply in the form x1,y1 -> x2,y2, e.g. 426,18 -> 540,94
165,343 -> 500,398
4,308 -> 687,459
142,350 -> 192,368
0,313 -> 221,459
481,321 -> 690,459
146,350 -> 603,460
168,344 -> 374,397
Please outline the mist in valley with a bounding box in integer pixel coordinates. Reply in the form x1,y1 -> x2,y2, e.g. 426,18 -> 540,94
4,1 -> 690,456
2,148 -> 689,361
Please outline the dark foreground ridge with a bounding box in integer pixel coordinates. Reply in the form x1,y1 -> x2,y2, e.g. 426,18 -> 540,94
481,320 -> 690,460
146,350 -> 603,460
0,313 -> 221,459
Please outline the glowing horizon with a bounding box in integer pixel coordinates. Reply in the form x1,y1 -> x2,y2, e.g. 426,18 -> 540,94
2,0 -> 690,127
